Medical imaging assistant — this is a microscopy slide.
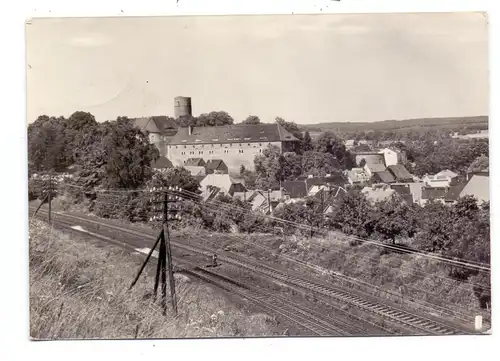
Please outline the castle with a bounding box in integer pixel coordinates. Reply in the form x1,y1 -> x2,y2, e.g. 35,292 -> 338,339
134,97 -> 299,173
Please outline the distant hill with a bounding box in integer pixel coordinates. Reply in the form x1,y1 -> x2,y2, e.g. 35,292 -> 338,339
300,116 -> 489,134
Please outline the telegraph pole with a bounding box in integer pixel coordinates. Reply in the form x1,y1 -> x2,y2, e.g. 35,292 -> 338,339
163,188 -> 178,315
267,188 -> 272,214
48,174 -> 53,223
129,186 -> 180,317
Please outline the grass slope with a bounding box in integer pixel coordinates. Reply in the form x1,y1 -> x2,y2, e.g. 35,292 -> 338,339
29,219 -> 279,339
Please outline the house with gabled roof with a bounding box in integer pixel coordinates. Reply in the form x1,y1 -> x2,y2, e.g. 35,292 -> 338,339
133,116 -> 178,156
372,170 -> 396,184
151,156 -> 173,170
459,172 -> 489,204
167,123 -> 299,172
184,158 -> 206,167
361,184 -> 395,204
313,186 -> 348,215
354,152 -> 387,177
345,168 -> 371,185
423,169 -> 459,188
205,159 -> 229,175
184,166 -> 206,177
200,174 -> 247,197
387,164 -> 414,182
282,180 -> 309,200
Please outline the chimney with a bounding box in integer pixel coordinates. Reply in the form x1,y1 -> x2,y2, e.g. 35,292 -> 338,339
188,125 -> 193,135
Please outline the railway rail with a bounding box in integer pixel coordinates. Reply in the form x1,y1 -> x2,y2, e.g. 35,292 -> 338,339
30,207 -> 475,336
31,208 -> 365,336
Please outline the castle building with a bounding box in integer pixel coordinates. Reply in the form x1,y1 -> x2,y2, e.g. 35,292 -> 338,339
167,123 -> 298,173
133,96 -> 299,173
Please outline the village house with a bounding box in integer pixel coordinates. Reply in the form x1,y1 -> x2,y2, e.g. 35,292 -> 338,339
205,159 -> 229,175
422,169 -> 459,188
133,116 -> 178,156
183,158 -> 206,167
459,172 -> 489,204
386,164 -> 414,183
379,147 -> 407,167
184,165 -> 206,177
354,152 -> 387,177
152,156 -> 173,170
312,186 -> 348,215
200,174 -> 246,197
361,184 -> 395,204
345,168 -> 371,185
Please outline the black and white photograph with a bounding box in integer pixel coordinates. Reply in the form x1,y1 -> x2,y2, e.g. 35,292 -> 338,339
25,12 -> 491,340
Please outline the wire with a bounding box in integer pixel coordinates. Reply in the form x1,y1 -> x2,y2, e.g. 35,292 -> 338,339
174,188 -> 491,272
174,194 -> 490,320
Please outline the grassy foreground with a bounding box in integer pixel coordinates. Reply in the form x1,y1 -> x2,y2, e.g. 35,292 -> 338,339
29,219 -> 279,339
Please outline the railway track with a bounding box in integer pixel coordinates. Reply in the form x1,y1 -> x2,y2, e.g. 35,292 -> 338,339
31,208 -> 362,336
30,207 -> 472,336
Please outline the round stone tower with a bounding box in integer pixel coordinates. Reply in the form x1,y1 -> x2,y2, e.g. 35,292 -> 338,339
174,96 -> 192,119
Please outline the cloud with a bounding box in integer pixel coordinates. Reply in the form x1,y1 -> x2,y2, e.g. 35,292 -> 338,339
69,33 -> 111,47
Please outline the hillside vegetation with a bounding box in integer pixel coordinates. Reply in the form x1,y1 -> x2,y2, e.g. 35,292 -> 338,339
29,219 -> 279,339
301,116 -> 488,133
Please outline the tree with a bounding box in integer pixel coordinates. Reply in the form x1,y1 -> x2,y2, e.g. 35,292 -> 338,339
242,115 -> 261,125
254,144 -> 284,190
414,201 -> 454,253
67,111 -> 98,132
359,158 -> 367,168
315,131 -> 355,169
240,168 -> 257,189
176,115 -> 197,128
468,155 -> 489,173
197,111 -> 234,126
301,151 -> 340,177
146,166 -> 201,193
331,191 -> 376,238
282,152 -> 303,180
28,115 -> 72,173
303,131 -> 313,152
272,197 -> 322,237
374,196 -> 419,244
74,118 -> 159,190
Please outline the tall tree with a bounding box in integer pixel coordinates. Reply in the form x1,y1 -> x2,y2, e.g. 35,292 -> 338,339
374,196 -> 419,244
468,154 -> 489,173
303,131 -> 313,152
315,131 -> 354,169
197,111 -> 234,126
301,151 -> 340,177
242,115 -> 261,125
74,117 -> 159,189
282,152 -> 303,180
146,166 -> 201,193
28,115 -> 71,173
254,144 -> 284,190
331,191 -> 376,238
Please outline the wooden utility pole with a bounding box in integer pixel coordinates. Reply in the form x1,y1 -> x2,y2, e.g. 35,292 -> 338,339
163,189 -> 178,315
129,186 -> 179,317
47,174 -> 53,223
267,188 -> 272,214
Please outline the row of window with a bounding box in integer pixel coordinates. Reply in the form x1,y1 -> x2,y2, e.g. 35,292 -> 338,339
180,149 -> 263,156
171,142 -> 271,149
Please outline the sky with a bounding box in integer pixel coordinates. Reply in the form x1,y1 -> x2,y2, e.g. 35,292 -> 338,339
26,12 -> 489,124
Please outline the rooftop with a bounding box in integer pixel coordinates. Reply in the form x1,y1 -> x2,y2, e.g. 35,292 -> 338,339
132,116 -> 177,135
168,123 -> 299,145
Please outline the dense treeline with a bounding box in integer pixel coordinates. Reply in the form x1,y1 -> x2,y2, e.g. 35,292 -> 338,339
302,115 -> 488,137
401,138 -> 489,176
